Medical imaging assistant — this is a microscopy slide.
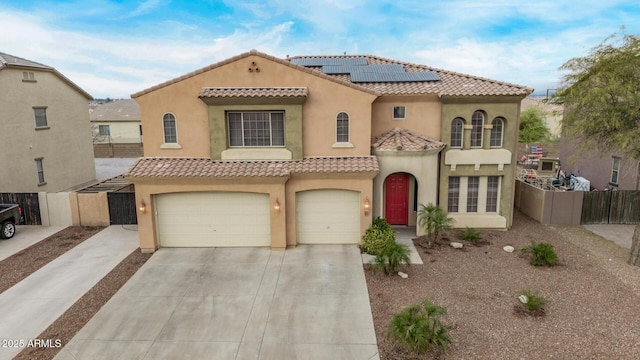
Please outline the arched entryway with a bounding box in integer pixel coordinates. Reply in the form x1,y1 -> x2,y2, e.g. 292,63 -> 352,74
384,173 -> 417,225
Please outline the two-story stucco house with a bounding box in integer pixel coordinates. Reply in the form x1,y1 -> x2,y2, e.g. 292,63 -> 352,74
0,52 -> 96,192
126,50 -> 531,252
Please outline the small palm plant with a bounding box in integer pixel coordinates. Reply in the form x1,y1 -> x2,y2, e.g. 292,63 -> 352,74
372,242 -> 411,275
388,300 -> 453,354
417,203 -> 455,246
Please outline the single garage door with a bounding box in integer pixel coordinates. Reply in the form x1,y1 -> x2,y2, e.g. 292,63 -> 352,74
296,189 -> 360,244
156,192 -> 271,247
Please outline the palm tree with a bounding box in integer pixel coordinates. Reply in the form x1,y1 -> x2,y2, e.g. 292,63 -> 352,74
417,203 -> 454,246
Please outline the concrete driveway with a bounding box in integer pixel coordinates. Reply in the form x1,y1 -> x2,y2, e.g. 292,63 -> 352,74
0,225 -> 65,261
55,245 -> 379,360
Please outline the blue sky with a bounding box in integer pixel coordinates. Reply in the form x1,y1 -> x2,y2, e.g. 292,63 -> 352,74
1,0 -> 639,99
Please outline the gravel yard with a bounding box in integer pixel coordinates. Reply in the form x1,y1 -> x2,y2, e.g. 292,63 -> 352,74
366,211 -> 640,359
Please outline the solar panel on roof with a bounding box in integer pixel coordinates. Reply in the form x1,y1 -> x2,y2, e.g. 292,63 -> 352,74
351,71 -> 440,83
290,57 -> 368,67
322,64 -> 405,74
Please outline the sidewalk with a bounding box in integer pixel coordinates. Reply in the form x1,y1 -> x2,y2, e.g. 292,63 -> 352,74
0,226 -> 139,360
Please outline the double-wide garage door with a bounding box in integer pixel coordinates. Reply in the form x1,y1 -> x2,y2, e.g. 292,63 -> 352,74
296,189 -> 360,244
156,192 -> 270,247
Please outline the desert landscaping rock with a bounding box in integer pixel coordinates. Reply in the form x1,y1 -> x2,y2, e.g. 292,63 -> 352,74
450,242 -> 463,249
398,271 -> 408,279
503,245 -> 515,253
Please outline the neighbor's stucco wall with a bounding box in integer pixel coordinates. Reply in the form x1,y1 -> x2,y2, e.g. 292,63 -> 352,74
134,54 -> 377,160
92,121 -> 142,144
371,95 -> 442,139
0,68 -> 96,192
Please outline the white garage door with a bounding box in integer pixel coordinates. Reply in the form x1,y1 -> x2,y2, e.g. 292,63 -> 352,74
296,189 -> 360,244
156,192 -> 271,247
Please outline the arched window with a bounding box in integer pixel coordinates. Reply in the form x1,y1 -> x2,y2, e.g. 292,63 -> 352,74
163,113 -> 177,143
490,117 -> 504,147
336,112 -> 349,143
470,111 -> 484,147
450,118 -> 464,148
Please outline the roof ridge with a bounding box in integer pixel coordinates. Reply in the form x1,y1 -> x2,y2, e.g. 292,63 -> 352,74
0,51 -> 53,69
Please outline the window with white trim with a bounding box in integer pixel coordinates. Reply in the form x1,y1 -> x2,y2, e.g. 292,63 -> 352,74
228,111 -> 285,147
393,106 -> 406,120
611,157 -> 621,184
163,113 -> 177,143
467,176 -> 479,212
486,176 -> 499,212
451,118 -> 464,148
35,158 -> 45,185
34,107 -> 48,127
22,71 -> 35,82
490,117 -> 504,147
448,176 -> 460,212
470,111 -> 484,147
336,112 -> 349,143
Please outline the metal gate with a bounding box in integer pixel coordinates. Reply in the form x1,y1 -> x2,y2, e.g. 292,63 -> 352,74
581,191 -> 640,224
107,192 -> 137,225
0,193 -> 41,225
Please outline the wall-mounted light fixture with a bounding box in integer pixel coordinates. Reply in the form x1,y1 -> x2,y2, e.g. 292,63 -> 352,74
274,199 -> 281,212
139,199 -> 146,214
363,197 -> 370,216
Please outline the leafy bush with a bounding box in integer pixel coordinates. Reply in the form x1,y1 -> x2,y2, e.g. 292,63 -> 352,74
417,203 -> 454,244
361,217 -> 396,256
372,242 -> 410,275
458,227 -> 481,243
516,290 -> 548,317
388,300 -> 453,354
521,242 -> 558,266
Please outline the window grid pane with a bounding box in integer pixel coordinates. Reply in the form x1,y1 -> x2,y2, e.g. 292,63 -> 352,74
99,125 -> 110,136
163,114 -> 177,143
36,159 -> 45,184
471,111 -> 483,147
486,176 -> 499,212
490,118 -> 503,147
271,113 -> 285,146
611,158 -> 620,184
228,111 -> 285,147
448,177 -> 460,212
34,108 -> 47,127
467,176 -> 479,212
451,118 -> 463,147
336,112 -> 349,143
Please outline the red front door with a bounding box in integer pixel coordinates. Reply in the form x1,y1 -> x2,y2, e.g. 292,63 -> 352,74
385,173 -> 409,225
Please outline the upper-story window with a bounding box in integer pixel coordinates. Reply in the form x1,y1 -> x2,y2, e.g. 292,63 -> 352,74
22,71 -> 36,82
336,112 -> 349,143
470,111 -> 484,148
34,107 -> 48,128
163,113 -> 177,144
450,118 -> 464,148
35,158 -> 45,185
490,117 -> 504,147
228,111 -> 285,147
393,106 -> 406,120
610,157 -> 621,185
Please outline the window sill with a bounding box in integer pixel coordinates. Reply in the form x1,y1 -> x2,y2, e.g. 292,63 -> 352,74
22,79 -> 37,83
332,142 -> 354,149
37,182 -> 47,187
392,118 -> 405,121
160,143 -> 182,149
35,126 -> 50,131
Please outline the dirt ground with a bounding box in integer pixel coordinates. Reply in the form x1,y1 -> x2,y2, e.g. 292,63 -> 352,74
366,211 -> 640,359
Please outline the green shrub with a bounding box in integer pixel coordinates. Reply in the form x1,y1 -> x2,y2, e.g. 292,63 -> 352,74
458,227 -> 481,243
388,300 -> 453,354
521,242 -> 558,266
516,290 -> 548,317
417,203 -> 454,243
361,217 -> 396,256
372,242 -> 410,275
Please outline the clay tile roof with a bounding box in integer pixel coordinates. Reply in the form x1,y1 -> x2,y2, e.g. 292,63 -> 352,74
125,156 -> 379,178
372,127 -> 445,151
199,87 -> 308,98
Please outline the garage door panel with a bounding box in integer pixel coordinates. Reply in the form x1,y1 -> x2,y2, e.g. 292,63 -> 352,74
296,190 -> 360,244
156,192 -> 270,247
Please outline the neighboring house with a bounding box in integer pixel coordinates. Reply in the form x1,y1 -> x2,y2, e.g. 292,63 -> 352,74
0,52 -> 96,192
125,50 -> 531,252
560,138 -> 640,190
521,96 -> 564,138
90,99 -> 143,157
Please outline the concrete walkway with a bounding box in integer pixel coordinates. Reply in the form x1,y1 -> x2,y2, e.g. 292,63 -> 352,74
362,226 -> 423,265
583,224 -> 636,249
55,245 -> 378,360
0,226 -> 139,360
0,225 -> 65,261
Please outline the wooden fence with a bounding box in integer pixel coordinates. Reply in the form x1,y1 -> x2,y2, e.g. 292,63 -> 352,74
581,191 -> 640,224
0,193 -> 41,225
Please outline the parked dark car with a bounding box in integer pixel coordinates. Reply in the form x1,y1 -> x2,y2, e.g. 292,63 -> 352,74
0,204 -> 23,239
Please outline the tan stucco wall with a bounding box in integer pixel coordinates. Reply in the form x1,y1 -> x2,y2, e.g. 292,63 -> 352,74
38,192 -> 73,226
371,95 -> 442,139
69,192 -> 110,226
438,98 -> 524,228
134,54 -> 377,159
284,173 -> 375,247
0,68 -> 96,192
92,121 -> 142,144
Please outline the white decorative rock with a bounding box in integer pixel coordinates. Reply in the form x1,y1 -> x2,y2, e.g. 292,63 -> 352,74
398,272 -> 408,279
518,295 -> 529,304
503,245 -> 515,253
450,242 -> 464,249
